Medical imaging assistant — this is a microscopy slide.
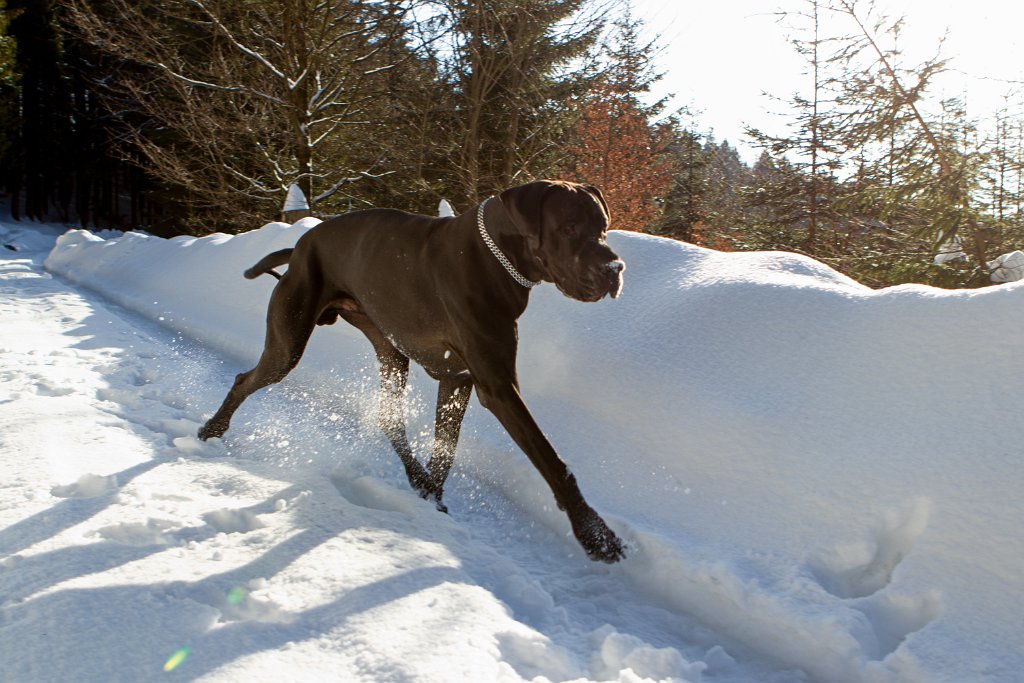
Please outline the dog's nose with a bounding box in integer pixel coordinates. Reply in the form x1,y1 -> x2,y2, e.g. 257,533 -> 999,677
606,260 -> 625,298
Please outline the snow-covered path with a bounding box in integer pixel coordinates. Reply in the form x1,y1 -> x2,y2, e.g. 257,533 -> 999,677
0,227 -> 785,682
4,217 -> 1024,682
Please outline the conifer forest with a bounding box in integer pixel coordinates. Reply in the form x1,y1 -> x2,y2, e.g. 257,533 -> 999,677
2,0 -> 1023,288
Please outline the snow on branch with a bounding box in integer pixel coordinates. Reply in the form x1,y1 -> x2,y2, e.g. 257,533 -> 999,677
184,0 -> 289,82
313,171 -> 395,204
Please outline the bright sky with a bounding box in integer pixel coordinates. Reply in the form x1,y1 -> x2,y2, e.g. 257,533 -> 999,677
632,0 -> 1024,161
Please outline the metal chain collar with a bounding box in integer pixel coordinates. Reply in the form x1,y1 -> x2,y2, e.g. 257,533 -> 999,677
477,197 -> 541,289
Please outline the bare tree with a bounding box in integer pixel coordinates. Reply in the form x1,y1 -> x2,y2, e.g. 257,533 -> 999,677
68,0 -> 418,230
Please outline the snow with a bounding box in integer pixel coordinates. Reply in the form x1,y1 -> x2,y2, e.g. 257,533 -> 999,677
283,184 -> 310,213
986,250 -> 1024,283
931,237 -> 965,266
2,213 -> 1023,682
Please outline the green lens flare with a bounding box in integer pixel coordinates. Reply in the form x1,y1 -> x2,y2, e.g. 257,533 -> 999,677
163,647 -> 190,672
227,587 -> 246,605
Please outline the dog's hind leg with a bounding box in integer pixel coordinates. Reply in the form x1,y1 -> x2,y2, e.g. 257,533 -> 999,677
426,376 -> 473,507
376,347 -> 434,497
199,275 -> 318,441
339,310 -> 432,497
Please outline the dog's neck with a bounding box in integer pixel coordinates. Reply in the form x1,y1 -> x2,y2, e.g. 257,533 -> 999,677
477,198 -> 543,289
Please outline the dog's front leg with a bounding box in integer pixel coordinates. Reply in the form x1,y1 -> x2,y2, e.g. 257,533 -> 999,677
466,344 -> 624,563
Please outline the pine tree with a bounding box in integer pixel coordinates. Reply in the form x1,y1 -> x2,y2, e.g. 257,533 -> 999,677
746,0 -> 843,254
436,0 -> 608,206
656,128 -> 708,242
827,0 -> 989,278
0,0 -> 18,168
703,139 -> 752,237
5,0 -> 71,221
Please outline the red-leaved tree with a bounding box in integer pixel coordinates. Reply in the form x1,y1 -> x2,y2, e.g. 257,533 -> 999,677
562,11 -> 675,232
565,81 -> 675,232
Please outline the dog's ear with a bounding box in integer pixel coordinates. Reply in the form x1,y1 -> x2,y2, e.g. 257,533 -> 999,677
584,184 -> 610,221
498,180 -> 555,248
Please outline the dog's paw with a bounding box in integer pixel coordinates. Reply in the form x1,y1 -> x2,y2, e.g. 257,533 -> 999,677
586,529 -> 625,563
573,508 -> 625,563
417,488 -> 449,515
197,421 -> 226,441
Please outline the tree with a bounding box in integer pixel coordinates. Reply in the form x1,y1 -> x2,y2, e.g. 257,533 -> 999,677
4,0 -> 72,221
561,7 -> 674,232
982,104 -> 1024,254
434,0 -> 608,207
737,0 -> 1002,287
747,0 -> 844,254
703,138 -> 752,237
0,0 -> 162,228
829,0 -> 987,271
656,127 -> 708,242
68,0 -> 419,230
0,0 -> 18,167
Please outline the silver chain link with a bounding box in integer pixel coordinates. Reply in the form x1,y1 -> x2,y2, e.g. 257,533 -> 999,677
477,197 -> 541,289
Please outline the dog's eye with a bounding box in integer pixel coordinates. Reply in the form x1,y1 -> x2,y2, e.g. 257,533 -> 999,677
562,223 -> 578,237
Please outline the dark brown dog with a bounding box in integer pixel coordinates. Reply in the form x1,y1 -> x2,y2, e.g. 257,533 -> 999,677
198,180 -> 626,562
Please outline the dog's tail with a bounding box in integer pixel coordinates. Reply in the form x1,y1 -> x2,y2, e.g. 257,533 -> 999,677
243,248 -> 294,280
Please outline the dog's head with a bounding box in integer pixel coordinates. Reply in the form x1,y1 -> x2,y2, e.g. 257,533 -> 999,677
499,180 -> 624,302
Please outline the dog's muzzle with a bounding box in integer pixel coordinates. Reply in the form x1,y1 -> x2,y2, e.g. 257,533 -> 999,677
579,258 -> 625,302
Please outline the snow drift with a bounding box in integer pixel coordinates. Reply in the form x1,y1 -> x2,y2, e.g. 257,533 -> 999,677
41,218 -> 1024,682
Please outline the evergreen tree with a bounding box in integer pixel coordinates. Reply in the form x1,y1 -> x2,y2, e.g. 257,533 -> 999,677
436,0 -> 608,206
742,151 -> 811,250
982,105 -> 1024,257
5,0 -> 71,221
0,0 -> 160,228
0,0 -> 18,168
746,0 -> 843,254
703,138 -> 751,236
656,128 -> 708,242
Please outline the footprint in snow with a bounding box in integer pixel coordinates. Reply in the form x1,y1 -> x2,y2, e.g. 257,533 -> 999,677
95,518 -> 177,547
812,497 -> 931,600
810,497 -> 941,660
51,473 -> 119,499
330,464 -> 426,515
202,507 -> 265,534
32,378 -> 75,397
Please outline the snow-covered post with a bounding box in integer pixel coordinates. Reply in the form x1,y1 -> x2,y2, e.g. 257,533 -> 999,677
987,251 -> 1024,283
282,183 -> 311,223
933,236 -> 966,265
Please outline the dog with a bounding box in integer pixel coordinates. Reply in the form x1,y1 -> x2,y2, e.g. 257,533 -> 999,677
198,180 -> 626,562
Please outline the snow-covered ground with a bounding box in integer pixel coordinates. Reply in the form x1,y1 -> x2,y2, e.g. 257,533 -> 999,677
1,214 -> 1022,683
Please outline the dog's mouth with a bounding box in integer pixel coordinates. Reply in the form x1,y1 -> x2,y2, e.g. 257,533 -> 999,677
568,259 -> 625,302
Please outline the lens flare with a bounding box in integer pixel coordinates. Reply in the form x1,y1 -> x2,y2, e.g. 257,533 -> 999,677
163,646 -> 190,672
227,587 -> 246,605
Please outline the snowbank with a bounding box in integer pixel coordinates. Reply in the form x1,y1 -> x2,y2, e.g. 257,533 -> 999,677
43,220 -> 1024,682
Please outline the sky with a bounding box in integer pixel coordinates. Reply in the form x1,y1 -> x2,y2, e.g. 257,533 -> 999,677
632,0 -> 1024,161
